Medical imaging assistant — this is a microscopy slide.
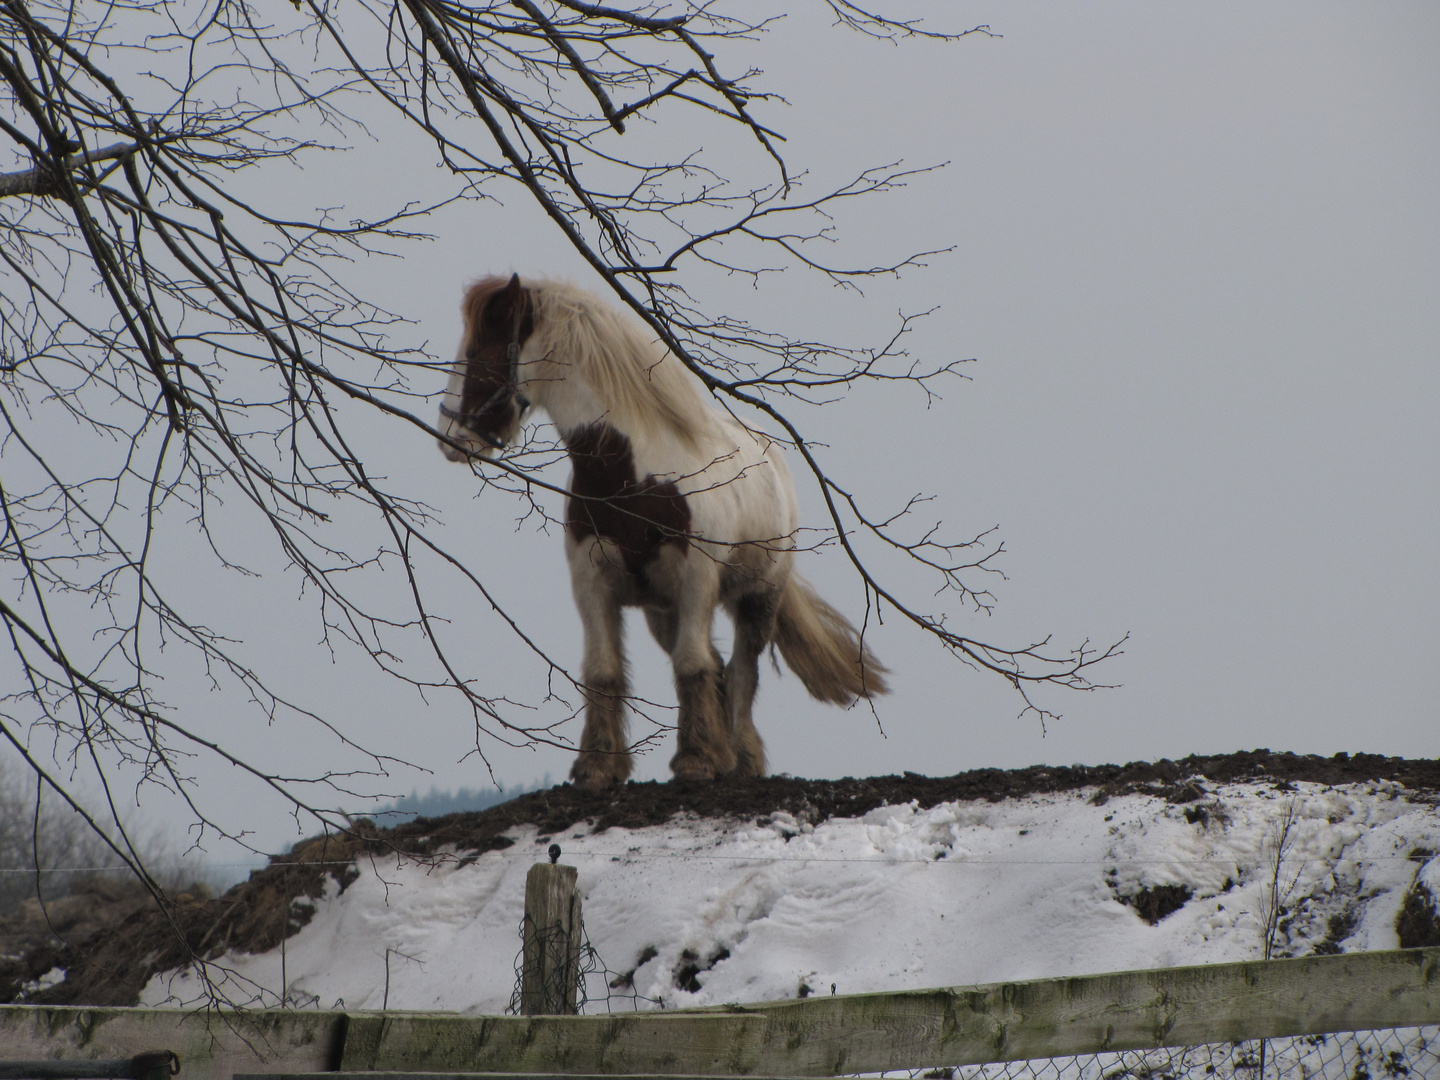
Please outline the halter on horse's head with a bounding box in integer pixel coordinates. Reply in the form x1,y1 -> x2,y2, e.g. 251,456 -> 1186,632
438,274 -> 534,458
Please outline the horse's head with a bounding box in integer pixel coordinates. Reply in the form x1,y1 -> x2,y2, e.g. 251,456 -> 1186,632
438,273 -> 535,460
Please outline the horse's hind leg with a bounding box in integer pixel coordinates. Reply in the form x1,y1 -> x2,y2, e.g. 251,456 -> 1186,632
725,587 -> 778,777
645,605 -> 727,698
568,539 -> 632,790
665,564 -> 734,782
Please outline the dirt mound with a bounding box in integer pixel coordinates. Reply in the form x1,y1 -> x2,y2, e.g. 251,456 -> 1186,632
0,875 -> 211,1005
6,749 -> 1436,1008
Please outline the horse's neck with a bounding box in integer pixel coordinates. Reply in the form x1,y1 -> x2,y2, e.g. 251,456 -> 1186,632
540,375 -> 711,485
525,348 -> 723,478
529,365 -> 610,439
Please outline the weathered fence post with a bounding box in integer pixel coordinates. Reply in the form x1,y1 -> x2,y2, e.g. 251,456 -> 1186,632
520,845 -> 582,1015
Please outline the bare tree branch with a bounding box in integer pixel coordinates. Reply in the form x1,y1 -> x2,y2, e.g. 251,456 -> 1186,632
0,140 -> 136,198
1,0 -> 1121,1004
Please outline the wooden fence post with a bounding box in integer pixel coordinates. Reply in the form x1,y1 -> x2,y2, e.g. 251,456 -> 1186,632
520,846 -> 582,1015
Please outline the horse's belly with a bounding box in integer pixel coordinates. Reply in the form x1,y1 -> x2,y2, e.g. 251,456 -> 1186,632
686,466 -> 797,565
569,534 -> 687,608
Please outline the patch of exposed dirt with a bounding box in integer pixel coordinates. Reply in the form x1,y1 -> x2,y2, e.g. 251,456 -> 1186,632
1312,905 -> 1361,955
5,749 -> 1437,1007
1395,851 -> 1440,949
673,946 -> 730,993
1118,883 -> 1195,925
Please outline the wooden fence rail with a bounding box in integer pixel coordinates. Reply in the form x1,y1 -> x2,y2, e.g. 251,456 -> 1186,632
2,947 -> 1435,1080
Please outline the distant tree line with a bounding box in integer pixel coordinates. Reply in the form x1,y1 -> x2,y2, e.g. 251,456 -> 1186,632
366,776 -> 554,825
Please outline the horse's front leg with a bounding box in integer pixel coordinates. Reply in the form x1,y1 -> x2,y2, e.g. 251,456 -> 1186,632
724,586 -> 778,778
667,558 -> 734,782
567,537 -> 632,790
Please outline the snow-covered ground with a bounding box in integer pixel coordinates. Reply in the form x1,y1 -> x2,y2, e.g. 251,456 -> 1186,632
141,780 -> 1439,1014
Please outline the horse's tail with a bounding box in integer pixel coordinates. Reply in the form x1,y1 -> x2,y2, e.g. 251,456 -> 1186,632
774,575 -> 889,704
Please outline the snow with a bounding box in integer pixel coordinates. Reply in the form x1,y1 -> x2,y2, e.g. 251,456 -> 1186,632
140,780 -> 1440,1014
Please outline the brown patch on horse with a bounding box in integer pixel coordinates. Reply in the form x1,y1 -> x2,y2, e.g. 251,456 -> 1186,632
565,423 -> 692,576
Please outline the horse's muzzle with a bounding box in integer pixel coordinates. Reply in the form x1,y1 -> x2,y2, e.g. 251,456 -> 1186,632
438,434 -> 502,462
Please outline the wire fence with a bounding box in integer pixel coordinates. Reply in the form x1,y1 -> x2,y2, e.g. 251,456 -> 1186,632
874,1027 -> 1440,1080
500,898 -> 1437,1080
506,914 -> 661,1015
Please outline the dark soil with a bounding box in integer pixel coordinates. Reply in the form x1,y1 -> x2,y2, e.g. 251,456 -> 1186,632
1396,873 -> 1440,950
1312,906 -> 1362,955
4,749 -> 1437,1008
1119,883 -> 1196,925
0,875 -> 176,997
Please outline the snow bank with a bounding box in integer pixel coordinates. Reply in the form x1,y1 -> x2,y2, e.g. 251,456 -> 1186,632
140,780 -> 1439,1013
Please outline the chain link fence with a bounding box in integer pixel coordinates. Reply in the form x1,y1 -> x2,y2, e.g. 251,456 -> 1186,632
875,1026 -> 1439,1080
506,915 -> 661,1015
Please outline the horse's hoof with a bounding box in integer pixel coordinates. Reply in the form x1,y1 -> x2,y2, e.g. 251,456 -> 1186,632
570,759 -> 624,791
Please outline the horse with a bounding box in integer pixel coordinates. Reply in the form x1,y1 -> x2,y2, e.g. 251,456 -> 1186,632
438,274 -> 887,789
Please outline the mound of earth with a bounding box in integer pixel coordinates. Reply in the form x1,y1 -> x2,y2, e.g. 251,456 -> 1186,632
0,875 -> 212,1004
4,749 -> 1437,1008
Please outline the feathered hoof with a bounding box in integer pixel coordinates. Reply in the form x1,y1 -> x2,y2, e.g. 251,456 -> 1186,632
670,756 -> 717,782
571,754 -> 629,791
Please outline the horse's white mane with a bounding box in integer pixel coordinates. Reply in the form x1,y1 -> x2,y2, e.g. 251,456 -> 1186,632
528,280 -> 713,447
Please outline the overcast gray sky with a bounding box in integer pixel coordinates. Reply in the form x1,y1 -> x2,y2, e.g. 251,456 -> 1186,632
9,2 -> 1436,862
396,2 -> 1439,782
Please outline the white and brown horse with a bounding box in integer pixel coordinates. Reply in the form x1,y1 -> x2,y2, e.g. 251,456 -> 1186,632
439,274 -> 886,789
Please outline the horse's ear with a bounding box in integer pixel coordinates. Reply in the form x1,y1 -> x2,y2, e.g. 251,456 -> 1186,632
490,273 -> 524,321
